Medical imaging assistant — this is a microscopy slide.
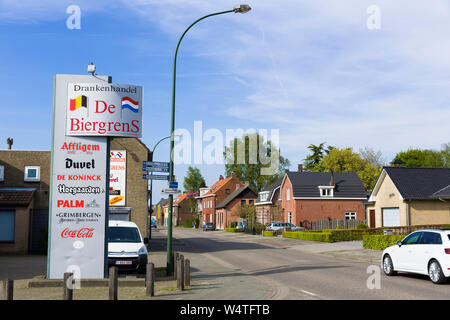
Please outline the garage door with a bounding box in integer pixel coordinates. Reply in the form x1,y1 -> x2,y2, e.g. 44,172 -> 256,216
382,208 -> 400,227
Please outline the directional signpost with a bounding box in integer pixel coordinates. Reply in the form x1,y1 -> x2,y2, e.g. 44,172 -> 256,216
142,174 -> 169,180
142,161 -> 170,181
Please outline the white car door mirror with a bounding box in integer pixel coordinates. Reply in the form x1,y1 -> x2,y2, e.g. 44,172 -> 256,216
396,241 -> 402,247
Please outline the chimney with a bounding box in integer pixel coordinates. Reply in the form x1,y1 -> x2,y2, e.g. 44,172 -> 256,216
231,172 -> 236,179
244,181 -> 249,187
6,137 -> 13,150
219,175 -> 224,181
298,164 -> 303,172
329,170 -> 335,186
284,169 -> 289,173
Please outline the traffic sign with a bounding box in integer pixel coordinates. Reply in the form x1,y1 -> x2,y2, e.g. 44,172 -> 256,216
142,166 -> 169,173
142,174 -> 169,180
169,181 -> 178,189
161,188 -> 181,194
142,161 -> 169,169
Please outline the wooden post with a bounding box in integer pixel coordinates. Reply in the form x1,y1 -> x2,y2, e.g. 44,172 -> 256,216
177,254 -> 184,290
63,273 -> 73,300
174,252 -> 179,279
109,267 -> 118,300
2,279 -> 13,300
184,259 -> 190,287
146,263 -> 155,297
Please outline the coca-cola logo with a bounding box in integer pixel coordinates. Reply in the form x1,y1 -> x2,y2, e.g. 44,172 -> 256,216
61,228 -> 94,239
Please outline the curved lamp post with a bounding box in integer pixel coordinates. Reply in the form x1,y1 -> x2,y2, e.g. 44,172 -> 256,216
166,4 -> 252,275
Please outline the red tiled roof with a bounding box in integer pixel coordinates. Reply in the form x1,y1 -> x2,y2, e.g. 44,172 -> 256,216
173,193 -> 189,205
202,176 -> 233,197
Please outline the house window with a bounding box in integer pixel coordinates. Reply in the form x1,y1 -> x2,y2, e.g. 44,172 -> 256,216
288,212 -> 292,224
249,200 -> 254,205
0,165 -> 4,182
286,187 -> 291,201
241,200 -> 246,207
259,191 -> 269,202
345,212 -> 356,220
24,166 -> 40,182
0,210 -> 15,242
226,189 -> 230,194
319,186 -> 334,197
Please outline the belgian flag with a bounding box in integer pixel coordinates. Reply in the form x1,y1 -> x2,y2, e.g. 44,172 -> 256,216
69,95 -> 88,111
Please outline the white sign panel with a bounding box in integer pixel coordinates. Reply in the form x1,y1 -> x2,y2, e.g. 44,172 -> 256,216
48,75 -> 109,279
109,150 -> 126,206
66,83 -> 143,137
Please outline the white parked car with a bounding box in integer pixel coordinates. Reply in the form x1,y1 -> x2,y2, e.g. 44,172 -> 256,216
266,222 -> 307,231
108,220 -> 148,274
382,229 -> 450,284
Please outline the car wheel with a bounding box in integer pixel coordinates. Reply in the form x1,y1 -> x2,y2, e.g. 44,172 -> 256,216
383,254 -> 397,276
428,260 -> 446,284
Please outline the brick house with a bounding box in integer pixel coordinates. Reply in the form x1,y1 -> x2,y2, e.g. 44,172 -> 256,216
254,177 -> 284,225
215,184 -> 258,230
280,170 -> 367,228
172,193 -> 194,226
195,173 -> 244,226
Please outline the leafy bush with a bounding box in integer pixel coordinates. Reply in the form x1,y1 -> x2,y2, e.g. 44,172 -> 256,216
441,224 -> 450,229
263,231 -> 277,237
230,221 -> 237,228
363,235 -> 405,250
356,224 -> 369,229
283,231 -> 333,243
254,223 -> 266,235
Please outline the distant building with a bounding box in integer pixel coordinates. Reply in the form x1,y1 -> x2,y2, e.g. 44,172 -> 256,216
195,173 -> 244,225
255,177 -> 283,225
215,184 -> 258,230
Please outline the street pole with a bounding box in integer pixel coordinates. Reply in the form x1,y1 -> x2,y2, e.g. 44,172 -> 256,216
147,135 -> 172,243
166,5 -> 252,276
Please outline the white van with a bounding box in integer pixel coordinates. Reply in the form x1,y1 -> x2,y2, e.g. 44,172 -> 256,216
108,220 -> 148,274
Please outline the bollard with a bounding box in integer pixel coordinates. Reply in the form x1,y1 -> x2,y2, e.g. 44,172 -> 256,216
177,254 -> 184,291
2,279 -> 13,300
63,273 -> 73,300
184,259 -> 190,287
146,263 -> 155,297
109,267 -> 118,300
174,252 -> 180,279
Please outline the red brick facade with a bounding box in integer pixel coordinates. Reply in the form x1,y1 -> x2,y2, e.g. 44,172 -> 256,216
280,175 -> 365,228
215,194 -> 257,229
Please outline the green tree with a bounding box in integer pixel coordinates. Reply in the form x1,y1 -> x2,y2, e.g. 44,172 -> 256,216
303,143 -> 335,171
320,148 -> 381,190
183,166 -> 206,213
442,143 -> 450,167
224,133 -> 290,192
393,148 -> 445,167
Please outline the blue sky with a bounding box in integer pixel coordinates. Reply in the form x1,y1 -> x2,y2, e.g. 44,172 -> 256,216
1,0 -> 449,201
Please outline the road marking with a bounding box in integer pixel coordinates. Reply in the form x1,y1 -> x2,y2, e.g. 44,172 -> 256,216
300,289 -> 317,297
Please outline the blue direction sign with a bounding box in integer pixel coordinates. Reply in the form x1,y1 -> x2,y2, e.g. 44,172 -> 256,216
169,181 -> 178,189
143,167 -> 169,173
142,174 -> 169,180
143,161 -> 170,169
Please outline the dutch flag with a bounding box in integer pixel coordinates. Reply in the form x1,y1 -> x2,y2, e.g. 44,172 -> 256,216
121,97 -> 139,113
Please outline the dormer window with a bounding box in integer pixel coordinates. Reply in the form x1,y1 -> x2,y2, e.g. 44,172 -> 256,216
319,186 -> 334,197
259,191 -> 270,202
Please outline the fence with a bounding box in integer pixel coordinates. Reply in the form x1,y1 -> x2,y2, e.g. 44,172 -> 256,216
312,219 -> 367,230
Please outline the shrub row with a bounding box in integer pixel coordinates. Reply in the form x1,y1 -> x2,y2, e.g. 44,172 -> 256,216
283,228 -> 383,242
362,235 -> 405,250
263,231 -> 277,237
225,228 -> 242,233
283,231 -> 333,243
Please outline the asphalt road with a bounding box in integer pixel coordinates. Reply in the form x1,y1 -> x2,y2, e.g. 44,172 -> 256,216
167,228 -> 450,300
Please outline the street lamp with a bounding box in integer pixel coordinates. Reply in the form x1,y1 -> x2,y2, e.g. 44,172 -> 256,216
166,5 -> 252,275
147,134 -> 182,243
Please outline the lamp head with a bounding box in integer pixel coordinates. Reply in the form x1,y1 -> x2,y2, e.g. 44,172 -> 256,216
234,4 -> 251,13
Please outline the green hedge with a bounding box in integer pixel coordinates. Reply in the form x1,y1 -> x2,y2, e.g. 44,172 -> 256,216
362,235 -> 405,250
225,228 -> 242,233
283,231 -> 333,243
263,231 -> 277,237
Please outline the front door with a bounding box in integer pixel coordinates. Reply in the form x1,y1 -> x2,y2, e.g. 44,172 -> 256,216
369,210 -> 375,228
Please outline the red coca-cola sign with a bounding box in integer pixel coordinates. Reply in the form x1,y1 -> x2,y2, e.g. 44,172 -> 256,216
61,228 -> 94,238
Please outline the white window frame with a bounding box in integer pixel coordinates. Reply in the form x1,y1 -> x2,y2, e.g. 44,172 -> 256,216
286,187 -> 291,201
24,166 -> 40,182
0,165 -> 4,182
319,186 -> 334,197
345,212 -> 357,220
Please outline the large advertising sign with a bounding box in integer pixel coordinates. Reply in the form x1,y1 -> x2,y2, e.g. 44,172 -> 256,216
48,75 -> 110,279
109,150 -> 126,206
66,83 -> 143,137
